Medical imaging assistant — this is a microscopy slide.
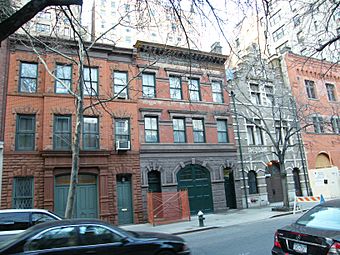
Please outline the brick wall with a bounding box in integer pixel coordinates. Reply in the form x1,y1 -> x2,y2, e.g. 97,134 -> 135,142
285,53 -> 340,170
0,39 -> 9,141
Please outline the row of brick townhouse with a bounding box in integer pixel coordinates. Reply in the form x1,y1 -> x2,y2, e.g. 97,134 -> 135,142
1,37 -> 241,224
3,35 -> 336,224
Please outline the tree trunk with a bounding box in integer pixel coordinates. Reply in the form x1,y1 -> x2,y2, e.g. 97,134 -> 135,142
279,159 -> 290,209
64,16 -> 84,218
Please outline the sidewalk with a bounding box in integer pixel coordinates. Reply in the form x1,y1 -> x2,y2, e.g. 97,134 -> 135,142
120,205 -> 293,235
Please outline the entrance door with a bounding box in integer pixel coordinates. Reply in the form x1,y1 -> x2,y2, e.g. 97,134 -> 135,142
117,174 -> 133,225
293,168 -> 302,196
55,174 -> 98,218
224,168 -> 237,209
266,163 -> 284,203
177,164 -> 213,214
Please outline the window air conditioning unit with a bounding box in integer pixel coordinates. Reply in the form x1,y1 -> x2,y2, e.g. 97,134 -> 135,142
116,140 -> 130,150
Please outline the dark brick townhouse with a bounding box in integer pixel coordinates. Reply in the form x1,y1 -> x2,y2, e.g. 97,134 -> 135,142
2,38 -> 143,225
134,41 -> 239,217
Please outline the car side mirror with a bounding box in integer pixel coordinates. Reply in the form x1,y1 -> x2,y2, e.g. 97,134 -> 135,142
121,237 -> 129,244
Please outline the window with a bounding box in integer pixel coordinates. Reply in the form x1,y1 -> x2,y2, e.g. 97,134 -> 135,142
265,85 -> 274,105
53,115 -> 71,150
26,226 -> 78,251
38,11 -> 51,20
169,76 -> 182,100
326,83 -> 336,101
13,177 -> 33,209
246,120 -> 263,145
115,118 -> 130,144
305,80 -> 316,99
64,27 -> 70,36
192,119 -> 205,143
248,171 -> 258,194
275,120 -> 289,144
188,78 -> 200,101
79,226 -> 123,245
83,117 -> 99,149
83,67 -> 98,96
212,81 -> 223,103
269,10 -> 281,26
173,118 -> 186,143
36,23 -> 50,33
19,62 -> 38,93
312,116 -> 324,133
16,115 -> 35,151
293,15 -> 300,27
145,117 -> 158,143
142,73 -> 156,98
331,117 -> 340,134
250,83 -> 261,104
55,64 -> 72,93
297,31 -> 304,43
217,120 -> 229,143
32,213 -> 57,225
113,71 -> 128,99
0,212 -> 30,231
272,26 -> 285,42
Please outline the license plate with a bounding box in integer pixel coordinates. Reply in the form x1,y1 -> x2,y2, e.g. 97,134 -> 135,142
293,242 -> 307,253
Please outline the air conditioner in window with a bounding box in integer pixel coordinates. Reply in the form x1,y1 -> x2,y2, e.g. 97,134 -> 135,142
116,140 -> 130,150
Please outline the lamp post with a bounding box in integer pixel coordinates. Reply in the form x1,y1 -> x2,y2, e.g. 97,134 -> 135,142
230,91 -> 248,208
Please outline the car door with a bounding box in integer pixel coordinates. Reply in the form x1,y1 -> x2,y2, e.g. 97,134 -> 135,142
78,225 -> 156,255
23,226 -> 82,255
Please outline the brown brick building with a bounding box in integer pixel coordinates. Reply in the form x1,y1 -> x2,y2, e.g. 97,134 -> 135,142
134,41 -> 238,216
2,39 -> 143,224
285,53 -> 340,197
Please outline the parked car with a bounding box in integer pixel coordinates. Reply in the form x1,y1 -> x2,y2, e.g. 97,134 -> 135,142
0,219 -> 191,255
0,209 -> 62,241
272,199 -> 340,255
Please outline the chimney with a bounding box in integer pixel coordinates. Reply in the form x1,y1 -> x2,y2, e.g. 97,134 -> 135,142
210,42 -> 222,54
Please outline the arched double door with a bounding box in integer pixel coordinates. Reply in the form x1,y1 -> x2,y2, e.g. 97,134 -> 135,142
177,164 -> 213,214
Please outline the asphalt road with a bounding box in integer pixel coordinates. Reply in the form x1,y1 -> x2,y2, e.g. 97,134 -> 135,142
179,213 -> 301,255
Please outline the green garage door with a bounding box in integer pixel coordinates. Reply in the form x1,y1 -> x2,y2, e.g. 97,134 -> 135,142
55,174 -> 98,218
177,164 -> 213,214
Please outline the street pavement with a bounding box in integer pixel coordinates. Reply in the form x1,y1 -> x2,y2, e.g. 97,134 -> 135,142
180,213 -> 300,255
121,205 -> 295,235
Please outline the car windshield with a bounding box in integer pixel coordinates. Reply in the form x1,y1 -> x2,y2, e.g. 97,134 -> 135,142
296,205 -> 340,231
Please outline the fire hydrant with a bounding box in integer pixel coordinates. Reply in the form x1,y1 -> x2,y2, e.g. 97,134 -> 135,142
197,210 -> 205,227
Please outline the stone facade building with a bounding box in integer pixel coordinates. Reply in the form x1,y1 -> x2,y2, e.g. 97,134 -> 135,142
229,45 -> 310,208
134,41 -> 238,216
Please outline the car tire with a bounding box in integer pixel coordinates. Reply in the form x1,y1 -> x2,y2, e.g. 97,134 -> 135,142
156,250 -> 176,255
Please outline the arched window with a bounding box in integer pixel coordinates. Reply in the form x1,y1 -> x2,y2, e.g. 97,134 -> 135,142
315,153 -> 332,168
248,171 -> 258,194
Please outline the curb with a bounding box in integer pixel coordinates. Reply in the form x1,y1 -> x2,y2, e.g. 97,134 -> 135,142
173,226 -> 219,235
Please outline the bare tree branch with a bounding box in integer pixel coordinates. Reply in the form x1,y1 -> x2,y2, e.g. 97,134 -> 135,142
0,0 -> 82,43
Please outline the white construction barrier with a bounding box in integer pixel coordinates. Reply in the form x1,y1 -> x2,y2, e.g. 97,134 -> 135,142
293,195 -> 325,214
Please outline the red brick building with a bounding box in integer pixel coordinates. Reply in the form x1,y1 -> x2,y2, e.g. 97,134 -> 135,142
0,39 -> 10,202
134,41 -> 238,216
2,39 -> 143,224
285,53 -> 340,196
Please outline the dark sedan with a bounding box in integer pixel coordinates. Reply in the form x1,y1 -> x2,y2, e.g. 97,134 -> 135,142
272,199 -> 340,255
0,219 -> 190,255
